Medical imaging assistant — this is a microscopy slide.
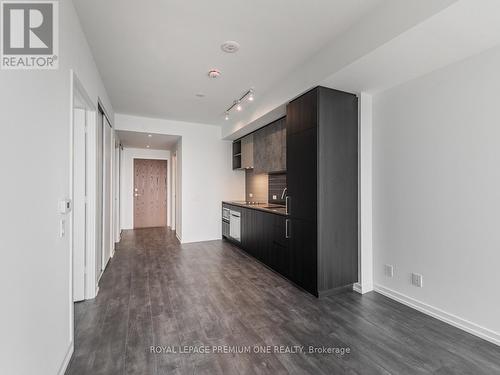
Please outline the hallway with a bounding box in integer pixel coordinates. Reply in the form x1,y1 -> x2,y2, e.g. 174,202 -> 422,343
66,228 -> 500,375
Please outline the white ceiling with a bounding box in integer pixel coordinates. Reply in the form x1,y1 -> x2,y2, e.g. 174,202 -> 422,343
323,0 -> 500,94
75,0 -> 500,140
221,0 -> 500,139
73,0 -> 384,125
116,130 -> 179,150
220,0 -> 460,139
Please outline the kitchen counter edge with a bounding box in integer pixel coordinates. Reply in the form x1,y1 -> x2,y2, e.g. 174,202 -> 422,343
222,201 -> 288,216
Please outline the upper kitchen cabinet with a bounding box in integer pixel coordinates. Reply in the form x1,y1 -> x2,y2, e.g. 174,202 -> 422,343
232,139 -> 242,170
253,117 -> 286,174
241,134 -> 254,169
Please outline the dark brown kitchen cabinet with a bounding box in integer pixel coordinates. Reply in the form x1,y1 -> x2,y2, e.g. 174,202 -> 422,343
288,218 -> 317,293
286,128 -> 316,220
223,203 -> 289,279
271,215 -> 290,278
225,87 -> 357,298
232,140 -> 242,170
241,134 -> 254,169
286,87 -> 358,297
253,117 -> 286,173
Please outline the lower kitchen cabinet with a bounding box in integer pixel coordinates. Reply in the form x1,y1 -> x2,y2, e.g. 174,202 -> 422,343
223,203 -> 290,283
288,218 -> 317,295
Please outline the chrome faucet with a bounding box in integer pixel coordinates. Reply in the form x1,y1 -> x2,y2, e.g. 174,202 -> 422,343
281,187 -> 288,200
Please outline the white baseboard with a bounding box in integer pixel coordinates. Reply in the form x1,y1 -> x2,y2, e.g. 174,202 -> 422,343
57,341 -> 74,375
374,284 -> 500,346
175,232 -> 182,243
353,282 -> 374,294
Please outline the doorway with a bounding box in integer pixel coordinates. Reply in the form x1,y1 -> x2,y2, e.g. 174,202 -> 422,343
71,73 -> 96,303
133,159 -> 168,228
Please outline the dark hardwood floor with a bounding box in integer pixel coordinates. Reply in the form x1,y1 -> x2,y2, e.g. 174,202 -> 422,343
66,227 -> 500,375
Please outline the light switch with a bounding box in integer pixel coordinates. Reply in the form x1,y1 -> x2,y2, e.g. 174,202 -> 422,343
58,199 -> 72,214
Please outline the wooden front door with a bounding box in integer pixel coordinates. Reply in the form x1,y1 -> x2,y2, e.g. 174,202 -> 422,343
134,159 -> 167,228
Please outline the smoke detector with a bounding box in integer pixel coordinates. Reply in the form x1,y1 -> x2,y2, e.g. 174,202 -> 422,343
221,41 -> 240,53
208,69 -> 221,78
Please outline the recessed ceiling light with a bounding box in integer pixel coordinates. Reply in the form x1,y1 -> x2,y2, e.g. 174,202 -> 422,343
148,134 -> 152,137
221,41 -> 240,53
146,145 -> 150,148
225,112 -> 229,121
236,101 -> 242,111
208,69 -> 221,78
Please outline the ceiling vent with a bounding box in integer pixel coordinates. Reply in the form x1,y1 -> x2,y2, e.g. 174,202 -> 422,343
221,41 -> 240,53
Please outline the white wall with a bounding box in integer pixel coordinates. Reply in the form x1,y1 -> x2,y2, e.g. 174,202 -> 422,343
120,147 -> 171,230
373,45 -> 500,344
0,1 -> 113,374
115,114 -> 245,243
356,93 -> 374,294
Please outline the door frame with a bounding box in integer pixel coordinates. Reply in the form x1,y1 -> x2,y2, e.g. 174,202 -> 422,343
114,143 -> 122,245
72,106 -> 86,303
70,72 -> 100,301
133,158 -> 169,229
69,71 -> 98,349
171,152 -> 176,231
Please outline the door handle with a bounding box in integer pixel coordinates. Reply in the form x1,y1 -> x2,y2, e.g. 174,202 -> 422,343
285,219 -> 291,239
134,193 -> 140,197
285,196 -> 291,215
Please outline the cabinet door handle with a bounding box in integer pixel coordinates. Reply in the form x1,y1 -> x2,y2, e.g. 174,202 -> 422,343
285,219 -> 291,239
286,196 -> 291,215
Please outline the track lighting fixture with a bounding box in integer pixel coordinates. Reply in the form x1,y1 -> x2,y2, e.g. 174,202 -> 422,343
223,89 -> 255,121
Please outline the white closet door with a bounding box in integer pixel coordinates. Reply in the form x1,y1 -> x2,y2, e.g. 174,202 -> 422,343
96,110 -> 103,281
102,117 -> 112,269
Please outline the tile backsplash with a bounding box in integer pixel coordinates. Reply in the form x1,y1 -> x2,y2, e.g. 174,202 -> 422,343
268,173 -> 287,204
245,169 -> 268,203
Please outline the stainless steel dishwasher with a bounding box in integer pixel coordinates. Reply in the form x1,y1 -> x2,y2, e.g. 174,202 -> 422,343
222,207 -> 230,238
229,210 -> 241,242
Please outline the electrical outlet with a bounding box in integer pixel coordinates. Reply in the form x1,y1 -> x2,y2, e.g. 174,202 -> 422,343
272,195 -> 277,200
411,273 -> 423,287
384,264 -> 394,277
